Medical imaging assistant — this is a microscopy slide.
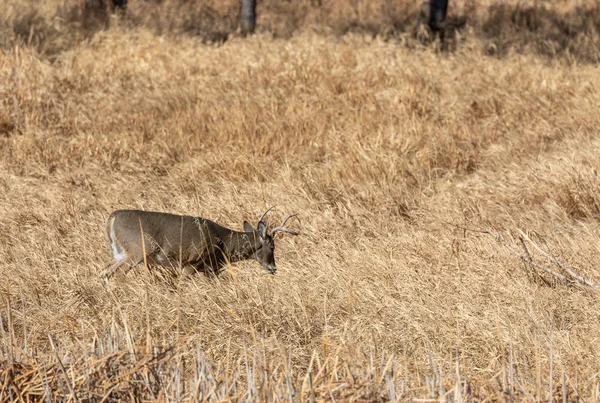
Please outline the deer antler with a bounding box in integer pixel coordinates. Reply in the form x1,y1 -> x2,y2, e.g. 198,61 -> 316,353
270,214 -> 299,237
257,206 -> 276,224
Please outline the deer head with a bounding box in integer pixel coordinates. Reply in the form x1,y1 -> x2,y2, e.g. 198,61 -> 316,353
243,207 -> 299,274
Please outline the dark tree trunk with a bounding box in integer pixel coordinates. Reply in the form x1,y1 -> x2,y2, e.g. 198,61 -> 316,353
240,0 -> 257,36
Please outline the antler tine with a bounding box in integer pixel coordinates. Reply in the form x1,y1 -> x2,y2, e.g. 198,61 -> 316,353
270,214 -> 300,237
257,206 -> 276,224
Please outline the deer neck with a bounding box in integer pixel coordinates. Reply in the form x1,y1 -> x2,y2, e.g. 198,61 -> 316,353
222,231 -> 259,262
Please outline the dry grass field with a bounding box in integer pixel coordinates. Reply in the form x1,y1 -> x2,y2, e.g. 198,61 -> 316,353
2,0 -> 600,401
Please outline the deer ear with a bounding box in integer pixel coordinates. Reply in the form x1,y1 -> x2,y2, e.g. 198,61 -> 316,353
257,221 -> 268,239
243,221 -> 254,233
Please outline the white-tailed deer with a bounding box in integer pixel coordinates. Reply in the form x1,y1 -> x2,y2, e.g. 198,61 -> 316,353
102,207 -> 298,280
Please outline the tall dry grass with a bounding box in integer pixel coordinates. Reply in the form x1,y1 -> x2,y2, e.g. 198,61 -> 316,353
2,0 -> 600,401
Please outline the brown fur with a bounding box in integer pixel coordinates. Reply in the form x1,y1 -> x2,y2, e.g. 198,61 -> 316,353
103,210 -> 275,279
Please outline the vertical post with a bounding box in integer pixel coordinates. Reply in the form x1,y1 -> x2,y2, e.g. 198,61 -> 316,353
240,0 -> 257,36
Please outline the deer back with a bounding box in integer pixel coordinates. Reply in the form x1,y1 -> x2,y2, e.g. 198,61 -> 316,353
108,210 -> 236,266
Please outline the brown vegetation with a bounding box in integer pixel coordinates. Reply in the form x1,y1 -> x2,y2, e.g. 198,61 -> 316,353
1,0 -> 600,401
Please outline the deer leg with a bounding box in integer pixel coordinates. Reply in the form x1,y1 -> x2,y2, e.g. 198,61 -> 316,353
122,259 -> 144,276
181,265 -> 197,277
102,260 -> 124,281
102,258 -> 143,281
189,260 -> 220,277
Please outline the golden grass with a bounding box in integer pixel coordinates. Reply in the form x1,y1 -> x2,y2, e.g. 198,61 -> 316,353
2,0 -> 600,401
